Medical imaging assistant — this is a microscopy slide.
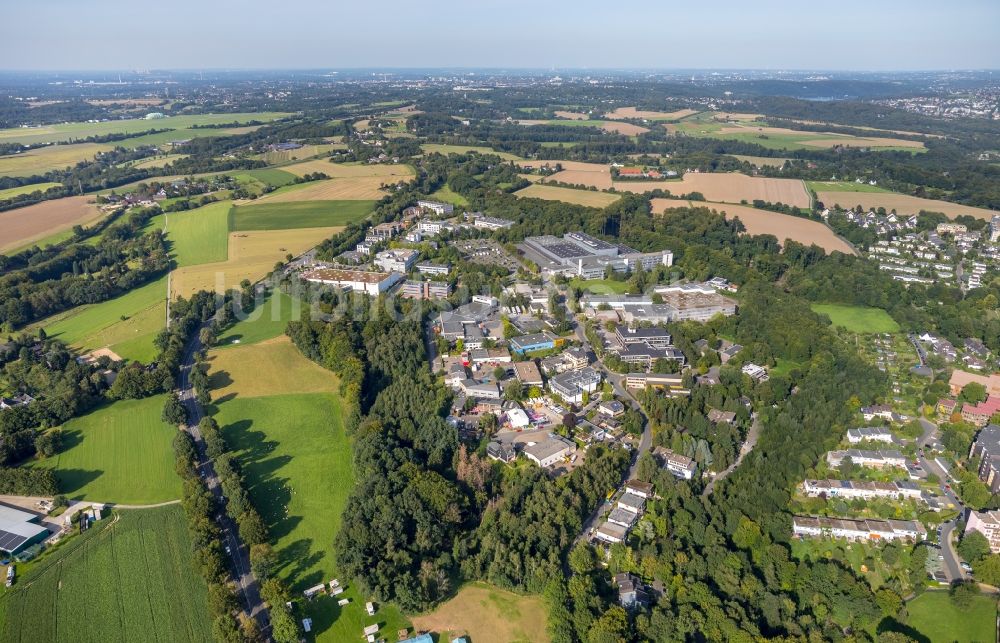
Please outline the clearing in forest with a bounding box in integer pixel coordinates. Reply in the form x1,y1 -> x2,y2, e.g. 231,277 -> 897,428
411,582 -> 550,643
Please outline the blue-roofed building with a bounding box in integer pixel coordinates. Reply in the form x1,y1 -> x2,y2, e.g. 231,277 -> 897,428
403,635 -> 434,643
509,332 -> 558,355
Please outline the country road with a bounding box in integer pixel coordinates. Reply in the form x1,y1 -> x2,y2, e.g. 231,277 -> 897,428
179,323 -> 271,632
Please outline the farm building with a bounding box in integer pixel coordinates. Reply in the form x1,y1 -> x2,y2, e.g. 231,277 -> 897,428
0,503 -> 49,555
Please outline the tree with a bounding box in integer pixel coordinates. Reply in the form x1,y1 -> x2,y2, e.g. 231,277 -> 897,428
972,553 -> 1000,586
960,382 -> 988,405
493,366 -> 507,381
958,530 -> 991,564
569,543 -> 597,575
162,395 -> 188,426
34,429 -> 63,458
949,579 -> 980,610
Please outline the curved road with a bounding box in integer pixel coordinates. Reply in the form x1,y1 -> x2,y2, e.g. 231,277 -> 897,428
179,325 -> 271,632
917,417 -> 967,584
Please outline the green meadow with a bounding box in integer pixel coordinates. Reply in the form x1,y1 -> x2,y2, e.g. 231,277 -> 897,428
905,590 -> 996,642
217,289 -> 301,347
35,395 -> 182,504
0,182 -> 63,200
230,199 -> 374,231
811,303 -> 900,334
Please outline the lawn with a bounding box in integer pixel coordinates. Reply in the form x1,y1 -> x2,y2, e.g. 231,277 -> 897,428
0,182 -> 62,200
34,275 -> 167,363
0,112 -> 291,146
237,168 -> 299,188
905,590 -> 997,642
217,289 -> 300,347
811,303 -> 901,334
35,395 -> 182,504
411,582 -> 550,643
427,184 -> 470,207
207,336 -> 340,399
214,393 -> 410,642
0,506 -> 213,643
570,278 -> 632,295
164,201 -> 231,267
231,200 -> 374,231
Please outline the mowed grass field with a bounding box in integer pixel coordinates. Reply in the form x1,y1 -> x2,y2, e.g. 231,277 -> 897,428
411,582 -> 550,643
806,180 -> 890,194
0,181 -> 62,200
427,184 -> 469,206
35,275 -> 166,363
814,190 -> 998,220
164,202 -> 231,266
0,112 -> 291,146
207,336 -> 340,399
905,591 -> 997,643
421,143 -> 523,161
0,196 -> 104,254
170,226 -> 340,297
811,303 -> 900,333
235,168 -> 299,187
651,199 -> 855,254
0,142 -> 111,177
231,200 -> 374,231
35,395 -> 182,504
515,183 -> 621,207
216,289 -> 300,348
0,506 -> 213,643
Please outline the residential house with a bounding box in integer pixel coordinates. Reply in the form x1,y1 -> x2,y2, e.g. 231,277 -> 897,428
962,396 -> 1000,427
653,447 -> 697,480
846,427 -> 895,444
970,424 -> 1000,492
598,400 -> 625,417
793,516 -> 925,542
512,361 -> 544,387
826,449 -> 906,469
486,441 -> 516,463
625,479 -> 654,499
706,409 -> 736,425
966,509 -> 1000,553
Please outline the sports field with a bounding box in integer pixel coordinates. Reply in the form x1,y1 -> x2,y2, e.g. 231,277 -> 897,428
207,336 -> 339,399
170,226 -> 340,297
515,183 -> 620,207
0,506 -> 213,643
36,395 -> 181,504
0,142 -> 111,177
231,200 -> 374,231
905,591 -> 996,643
0,181 -> 62,200
811,303 -> 900,333
813,191 -> 998,220
34,275 -> 167,363
651,199 -> 854,254
0,195 -> 104,254
411,582 -> 550,643
421,143 -> 523,161
605,106 -> 699,121
0,112 -> 291,146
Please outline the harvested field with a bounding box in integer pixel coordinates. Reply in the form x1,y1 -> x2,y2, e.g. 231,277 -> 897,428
814,191 -> 998,220
251,176 -> 409,202
170,226 -> 341,297
615,172 -> 811,208
280,159 -> 415,179
128,154 -> 188,169
0,142 -> 111,177
731,155 -> 792,168
207,335 -> 339,399
606,106 -> 699,120
599,121 -> 650,135
548,169 -> 613,189
800,136 -> 925,149
651,198 -> 853,254
86,98 -> 166,106
515,184 -> 620,207
787,119 -> 944,138
0,196 -> 103,253
411,582 -> 550,643
519,160 -> 608,173
554,110 -> 588,120
518,173 -> 543,183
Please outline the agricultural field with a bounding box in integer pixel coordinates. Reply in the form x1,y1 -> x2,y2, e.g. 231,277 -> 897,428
813,190 -> 998,220
231,200 -> 374,231
905,591 -> 997,643
0,112 -> 291,146
35,395 -> 181,504
616,172 -> 811,208
554,110 -> 588,120
515,184 -> 621,208
0,181 -> 62,199
34,275 -> 167,363
667,116 -> 926,152
0,196 -> 105,254
124,154 -> 188,170
605,106 -> 699,121
164,201 -> 231,266
411,582 -> 550,643
811,303 -> 900,333
519,119 -> 650,136
651,199 -> 854,254
170,226 -> 340,297
251,174 -> 411,202
420,143 -> 523,161
257,143 -> 342,165
0,142 -> 111,177
235,168 -> 299,188
281,160 -> 415,180
731,155 -> 792,168
215,391 -> 409,642
0,506 -> 213,643
806,180 -> 890,193
216,289 -> 300,348
207,336 -> 340,399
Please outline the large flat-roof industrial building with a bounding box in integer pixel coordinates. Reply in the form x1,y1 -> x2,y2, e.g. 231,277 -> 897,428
301,268 -> 403,296
521,232 -> 673,279
0,504 -> 49,555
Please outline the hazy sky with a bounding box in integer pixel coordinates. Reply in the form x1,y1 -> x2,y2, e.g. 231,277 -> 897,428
3,0 -> 999,71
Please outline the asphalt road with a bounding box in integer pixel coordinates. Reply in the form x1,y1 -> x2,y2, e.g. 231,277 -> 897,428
179,325 -> 271,632
917,417 -> 967,583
